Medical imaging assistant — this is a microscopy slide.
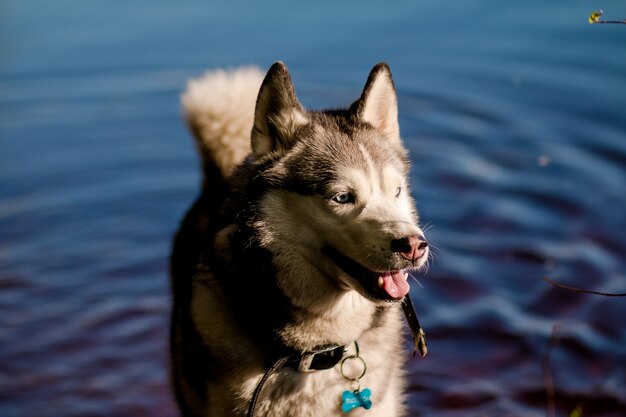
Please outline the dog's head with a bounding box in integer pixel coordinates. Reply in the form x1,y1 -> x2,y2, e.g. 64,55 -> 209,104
249,62 -> 429,303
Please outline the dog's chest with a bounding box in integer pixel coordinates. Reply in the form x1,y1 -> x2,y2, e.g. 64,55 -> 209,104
236,310 -> 405,417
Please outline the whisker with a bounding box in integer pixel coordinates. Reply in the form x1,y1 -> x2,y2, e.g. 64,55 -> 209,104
408,271 -> 424,288
420,222 -> 435,233
427,244 -> 442,258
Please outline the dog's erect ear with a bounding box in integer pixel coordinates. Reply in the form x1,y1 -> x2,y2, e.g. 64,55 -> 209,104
352,62 -> 400,141
251,62 -> 308,159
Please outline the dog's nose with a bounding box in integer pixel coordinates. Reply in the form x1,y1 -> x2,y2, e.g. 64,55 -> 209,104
390,235 -> 428,262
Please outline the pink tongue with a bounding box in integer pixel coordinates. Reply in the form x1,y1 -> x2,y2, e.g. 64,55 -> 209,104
381,271 -> 410,299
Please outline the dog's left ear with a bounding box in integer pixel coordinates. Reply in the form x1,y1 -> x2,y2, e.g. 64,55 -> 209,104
352,62 -> 400,141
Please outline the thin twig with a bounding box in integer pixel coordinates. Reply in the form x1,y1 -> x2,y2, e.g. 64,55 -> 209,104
542,323 -> 561,417
588,10 -> 626,24
593,20 -> 626,24
542,277 -> 626,297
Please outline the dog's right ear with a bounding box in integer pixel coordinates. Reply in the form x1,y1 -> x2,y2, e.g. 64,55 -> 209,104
251,62 -> 308,160
351,62 -> 400,143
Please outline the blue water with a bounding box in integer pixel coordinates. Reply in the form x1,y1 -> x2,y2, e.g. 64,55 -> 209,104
1,1 -> 625,416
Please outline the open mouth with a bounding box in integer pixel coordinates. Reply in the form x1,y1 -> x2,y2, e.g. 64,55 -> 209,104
321,246 -> 411,301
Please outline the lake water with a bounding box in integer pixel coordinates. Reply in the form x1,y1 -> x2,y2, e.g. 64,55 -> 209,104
1,1 -> 625,416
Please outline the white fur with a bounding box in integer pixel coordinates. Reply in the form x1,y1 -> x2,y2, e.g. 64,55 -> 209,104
181,67 -> 264,177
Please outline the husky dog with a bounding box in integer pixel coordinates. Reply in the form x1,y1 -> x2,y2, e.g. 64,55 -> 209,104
170,62 -> 429,417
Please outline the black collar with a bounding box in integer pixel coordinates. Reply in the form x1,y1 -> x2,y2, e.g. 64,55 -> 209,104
287,344 -> 347,373
246,344 -> 348,417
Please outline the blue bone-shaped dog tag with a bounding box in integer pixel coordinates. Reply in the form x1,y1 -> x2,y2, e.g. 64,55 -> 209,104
341,388 -> 372,413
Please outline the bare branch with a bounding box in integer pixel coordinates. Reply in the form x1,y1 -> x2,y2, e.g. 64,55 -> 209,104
542,277 -> 626,297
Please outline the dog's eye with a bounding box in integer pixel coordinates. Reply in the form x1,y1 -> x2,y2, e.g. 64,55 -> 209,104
395,187 -> 402,197
332,192 -> 355,204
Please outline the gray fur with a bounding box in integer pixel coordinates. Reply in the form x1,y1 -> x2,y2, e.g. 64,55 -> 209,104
171,62 -> 429,417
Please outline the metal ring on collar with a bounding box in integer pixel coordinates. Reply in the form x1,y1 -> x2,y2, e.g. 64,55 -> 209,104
340,355 -> 367,381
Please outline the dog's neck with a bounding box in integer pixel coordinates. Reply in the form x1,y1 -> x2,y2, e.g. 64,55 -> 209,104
214,225 -> 385,354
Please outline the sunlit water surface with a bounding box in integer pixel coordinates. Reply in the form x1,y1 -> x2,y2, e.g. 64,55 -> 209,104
1,1 -> 625,416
